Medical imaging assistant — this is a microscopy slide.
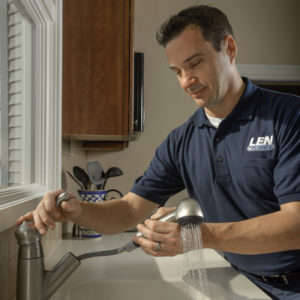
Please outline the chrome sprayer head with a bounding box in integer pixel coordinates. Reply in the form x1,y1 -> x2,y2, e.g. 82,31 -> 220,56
175,197 -> 204,225
144,197 -> 204,225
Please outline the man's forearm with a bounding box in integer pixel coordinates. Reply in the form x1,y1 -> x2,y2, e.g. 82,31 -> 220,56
201,202 -> 300,254
71,193 -> 158,234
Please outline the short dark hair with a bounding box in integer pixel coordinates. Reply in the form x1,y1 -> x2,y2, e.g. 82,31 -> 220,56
156,5 -> 234,51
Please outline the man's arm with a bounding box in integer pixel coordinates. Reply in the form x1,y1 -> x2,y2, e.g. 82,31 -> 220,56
16,190 -> 158,235
134,201 -> 300,257
72,192 -> 158,234
201,201 -> 300,254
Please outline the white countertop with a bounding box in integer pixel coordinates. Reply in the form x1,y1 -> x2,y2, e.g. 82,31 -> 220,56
47,233 -> 269,300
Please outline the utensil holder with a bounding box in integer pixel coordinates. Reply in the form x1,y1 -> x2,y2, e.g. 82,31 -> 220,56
77,190 -> 106,238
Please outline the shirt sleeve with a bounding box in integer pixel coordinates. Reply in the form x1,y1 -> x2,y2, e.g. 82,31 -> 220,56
274,96 -> 300,204
131,131 -> 185,205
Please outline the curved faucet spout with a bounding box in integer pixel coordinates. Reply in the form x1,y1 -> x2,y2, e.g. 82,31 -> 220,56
45,252 -> 80,299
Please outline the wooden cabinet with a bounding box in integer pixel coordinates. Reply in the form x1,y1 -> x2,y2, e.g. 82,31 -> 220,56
62,0 -> 134,148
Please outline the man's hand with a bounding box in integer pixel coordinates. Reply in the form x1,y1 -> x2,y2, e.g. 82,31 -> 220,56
133,206 -> 183,257
16,190 -> 82,235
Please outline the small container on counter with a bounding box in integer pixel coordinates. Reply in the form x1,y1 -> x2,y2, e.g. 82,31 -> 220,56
77,190 -> 106,238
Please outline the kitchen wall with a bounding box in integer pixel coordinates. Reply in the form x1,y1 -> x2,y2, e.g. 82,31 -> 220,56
0,226 -> 19,300
62,140 -> 87,232
62,140 -> 87,194
87,0 -> 300,206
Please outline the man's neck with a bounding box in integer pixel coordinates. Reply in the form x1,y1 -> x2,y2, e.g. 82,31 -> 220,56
205,74 -> 246,118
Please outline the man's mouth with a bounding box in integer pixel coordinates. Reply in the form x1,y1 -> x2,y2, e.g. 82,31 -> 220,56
187,83 -> 207,96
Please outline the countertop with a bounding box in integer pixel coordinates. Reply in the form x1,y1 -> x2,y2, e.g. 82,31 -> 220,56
47,233 -> 269,300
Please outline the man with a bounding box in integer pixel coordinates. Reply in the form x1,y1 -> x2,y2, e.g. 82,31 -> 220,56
17,5 -> 300,299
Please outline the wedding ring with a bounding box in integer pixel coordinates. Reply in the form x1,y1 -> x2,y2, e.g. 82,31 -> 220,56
156,241 -> 161,251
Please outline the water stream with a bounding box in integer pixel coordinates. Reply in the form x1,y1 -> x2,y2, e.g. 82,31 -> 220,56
181,223 -> 210,300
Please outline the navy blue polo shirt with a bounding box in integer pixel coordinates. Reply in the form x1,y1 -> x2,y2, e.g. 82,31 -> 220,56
131,78 -> 300,275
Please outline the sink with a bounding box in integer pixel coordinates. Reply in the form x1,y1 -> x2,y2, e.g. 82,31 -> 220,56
48,233 -> 269,300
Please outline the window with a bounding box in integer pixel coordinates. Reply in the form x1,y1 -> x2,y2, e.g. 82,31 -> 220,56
0,0 -> 32,189
0,0 -> 62,232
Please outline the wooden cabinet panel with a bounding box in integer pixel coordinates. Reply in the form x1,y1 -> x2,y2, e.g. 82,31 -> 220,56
62,0 -> 134,141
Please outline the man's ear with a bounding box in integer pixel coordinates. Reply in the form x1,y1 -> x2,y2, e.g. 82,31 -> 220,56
224,35 -> 237,63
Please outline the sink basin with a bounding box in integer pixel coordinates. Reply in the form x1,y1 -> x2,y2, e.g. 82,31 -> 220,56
64,278 -> 258,300
48,233 -> 269,300
66,280 -> 188,300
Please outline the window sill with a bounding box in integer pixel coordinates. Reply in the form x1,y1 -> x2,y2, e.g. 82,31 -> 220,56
0,184 -> 49,232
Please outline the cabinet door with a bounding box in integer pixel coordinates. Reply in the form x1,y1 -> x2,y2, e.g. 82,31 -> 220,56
62,0 -> 134,141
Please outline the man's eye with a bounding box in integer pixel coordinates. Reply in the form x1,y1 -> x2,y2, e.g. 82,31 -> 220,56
191,60 -> 201,68
175,70 -> 181,76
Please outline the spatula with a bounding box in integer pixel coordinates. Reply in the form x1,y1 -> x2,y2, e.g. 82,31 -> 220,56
87,161 -> 105,189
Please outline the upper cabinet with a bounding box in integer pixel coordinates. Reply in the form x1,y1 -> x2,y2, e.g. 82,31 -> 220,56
62,0 -> 136,148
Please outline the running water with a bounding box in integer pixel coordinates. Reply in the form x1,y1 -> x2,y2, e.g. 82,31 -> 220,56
181,223 -> 210,300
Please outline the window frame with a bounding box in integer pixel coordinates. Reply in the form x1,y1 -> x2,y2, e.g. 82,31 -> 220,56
0,0 -> 62,232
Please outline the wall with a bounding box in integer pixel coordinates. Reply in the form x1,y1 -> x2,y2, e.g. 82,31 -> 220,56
62,140 -> 87,233
62,140 -> 87,195
87,0 -> 300,206
198,0 -> 300,65
0,226 -> 18,300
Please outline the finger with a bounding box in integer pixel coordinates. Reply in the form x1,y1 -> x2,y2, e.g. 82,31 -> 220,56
37,202 -> 56,230
136,223 -> 166,242
135,231 -> 182,257
136,220 -> 180,245
16,211 -> 34,225
141,246 -> 169,257
139,241 -> 175,257
150,207 -> 176,220
33,211 -> 49,235
144,218 -> 180,234
136,236 -> 164,252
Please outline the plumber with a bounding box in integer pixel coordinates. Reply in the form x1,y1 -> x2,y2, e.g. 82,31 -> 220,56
17,5 -> 300,299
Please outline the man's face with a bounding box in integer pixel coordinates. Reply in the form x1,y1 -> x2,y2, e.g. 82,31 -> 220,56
165,25 -> 233,116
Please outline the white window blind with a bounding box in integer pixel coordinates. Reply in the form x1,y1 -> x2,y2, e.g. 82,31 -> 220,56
0,0 -> 32,188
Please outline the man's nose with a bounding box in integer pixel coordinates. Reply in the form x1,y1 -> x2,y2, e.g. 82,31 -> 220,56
181,70 -> 197,91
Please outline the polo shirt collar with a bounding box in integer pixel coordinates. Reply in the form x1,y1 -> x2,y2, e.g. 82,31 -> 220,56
192,77 -> 258,128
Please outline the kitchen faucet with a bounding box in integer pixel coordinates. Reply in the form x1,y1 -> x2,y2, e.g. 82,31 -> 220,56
15,193 -> 204,300
15,193 -> 81,300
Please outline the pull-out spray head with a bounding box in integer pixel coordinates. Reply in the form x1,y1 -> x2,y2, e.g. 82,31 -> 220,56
123,198 -> 204,252
138,197 -> 204,234
175,197 -> 204,225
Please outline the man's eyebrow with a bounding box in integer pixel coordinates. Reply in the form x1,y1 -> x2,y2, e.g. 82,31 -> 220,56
184,53 -> 204,63
169,53 -> 204,70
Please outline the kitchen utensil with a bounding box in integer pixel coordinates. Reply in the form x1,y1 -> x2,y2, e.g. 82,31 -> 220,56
73,166 -> 90,190
66,171 -> 84,190
102,167 -> 123,189
87,161 -> 105,189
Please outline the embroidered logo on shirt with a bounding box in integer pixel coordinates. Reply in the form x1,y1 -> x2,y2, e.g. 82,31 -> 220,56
247,135 -> 274,152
